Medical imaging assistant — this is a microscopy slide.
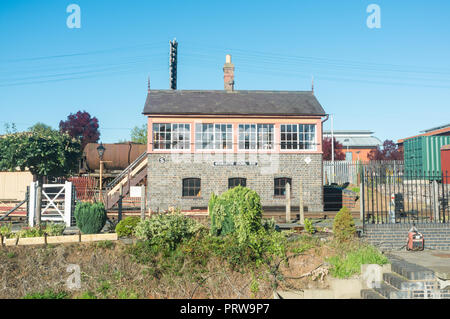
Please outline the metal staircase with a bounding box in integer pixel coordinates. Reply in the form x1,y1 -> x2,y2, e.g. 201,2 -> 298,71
105,152 -> 148,210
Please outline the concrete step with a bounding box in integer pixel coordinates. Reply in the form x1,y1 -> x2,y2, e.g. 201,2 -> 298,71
383,272 -> 428,291
389,257 -> 435,280
373,282 -> 409,299
360,289 -> 385,299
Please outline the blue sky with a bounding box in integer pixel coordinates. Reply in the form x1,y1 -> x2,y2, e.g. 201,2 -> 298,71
0,0 -> 449,143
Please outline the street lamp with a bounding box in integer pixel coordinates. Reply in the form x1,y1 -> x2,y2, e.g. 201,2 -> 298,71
97,142 -> 105,160
97,142 -> 106,202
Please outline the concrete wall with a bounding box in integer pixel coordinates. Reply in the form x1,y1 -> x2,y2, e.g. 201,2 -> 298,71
147,152 -> 323,212
363,223 -> 450,250
0,171 -> 33,200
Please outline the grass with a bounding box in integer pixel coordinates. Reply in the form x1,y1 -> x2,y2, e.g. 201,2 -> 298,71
96,240 -> 115,249
327,244 -> 389,279
23,290 -> 68,299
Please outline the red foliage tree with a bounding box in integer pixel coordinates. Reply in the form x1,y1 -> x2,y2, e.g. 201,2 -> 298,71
322,137 -> 345,160
368,139 -> 403,161
59,111 -> 100,150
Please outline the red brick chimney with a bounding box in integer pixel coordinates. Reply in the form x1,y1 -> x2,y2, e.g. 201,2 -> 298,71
223,54 -> 234,92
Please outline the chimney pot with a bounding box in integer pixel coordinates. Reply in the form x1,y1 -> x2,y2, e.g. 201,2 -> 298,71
223,54 -> 235,92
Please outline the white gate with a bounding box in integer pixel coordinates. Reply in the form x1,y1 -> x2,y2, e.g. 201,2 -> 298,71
28,181 -> 73,227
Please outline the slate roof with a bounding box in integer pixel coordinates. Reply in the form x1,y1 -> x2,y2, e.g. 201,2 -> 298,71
142,90 -> 326,116
323,130 -> 382,148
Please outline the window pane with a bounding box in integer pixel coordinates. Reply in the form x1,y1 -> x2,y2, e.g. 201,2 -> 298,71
274,178 -> 292,196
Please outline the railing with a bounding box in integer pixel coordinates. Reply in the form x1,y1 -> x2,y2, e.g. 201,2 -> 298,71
106,151 -> 147,189
362,170 -> 449,225
324,160 -> 404,185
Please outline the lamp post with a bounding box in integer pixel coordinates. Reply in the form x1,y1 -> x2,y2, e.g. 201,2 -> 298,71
344,138 -> 350,161
97,142 -> 106,202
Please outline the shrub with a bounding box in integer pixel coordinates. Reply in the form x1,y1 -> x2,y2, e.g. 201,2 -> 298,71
74,201 -> 107,234
0,223 -> 12,238
304,218 -> 316,234
209,186 -> 263,244
115,216 -> 140,237
134,211 -> 204,251
43,222 -> 65,236
332,206 -> 356,242
328,244 -> 389,278
16,226 -> 45,238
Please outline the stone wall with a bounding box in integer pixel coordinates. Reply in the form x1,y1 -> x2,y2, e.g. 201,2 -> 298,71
147,152 -> 323,212
363,223 -> 450,250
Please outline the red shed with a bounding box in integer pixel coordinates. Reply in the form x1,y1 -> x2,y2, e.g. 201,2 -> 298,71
442,144 -> 450,184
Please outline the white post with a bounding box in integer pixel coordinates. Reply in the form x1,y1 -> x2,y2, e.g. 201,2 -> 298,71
28,182 -> 37,227
286,182 -> 291,223
64,181 -> 73,227
360,182 -> 364,221
433,180 -> 440,222
299,180 -> 305,225
140,185 -> 146,220
331,114 -> 335,184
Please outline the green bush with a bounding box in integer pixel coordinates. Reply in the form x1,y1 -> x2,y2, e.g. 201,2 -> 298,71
327,244 -> 389,278
0,223 -> 12,238
134,211 -> 204,251
304,218 -> 316,234
115,216 -> 140,237
332,206 -> 356,242
74,201 -> 107,234
209,186 -> 263,244
16,226 -> 45,238
43,222 -> 65,236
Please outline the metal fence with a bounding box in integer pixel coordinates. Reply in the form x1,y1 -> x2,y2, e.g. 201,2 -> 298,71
323,160 -> 404,185
362,170 -> 450,225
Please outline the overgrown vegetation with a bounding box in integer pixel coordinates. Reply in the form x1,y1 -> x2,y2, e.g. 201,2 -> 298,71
0,186 -> 390,298
115,216 -> 140,237
327,243 -> 389,279
23,290 -> 68,299
304,218 -> 316,234
74,201 -> 107,234
1,223 -> 65,239
332,206 -> 356,242
134,211 -> 204,251
209,186 -> 263,242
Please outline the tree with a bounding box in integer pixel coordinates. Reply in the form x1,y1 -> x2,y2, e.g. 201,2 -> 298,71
28,122 -> 55,134
0,130 -> 81,181
3,123 -> 17,134
130,124 -> 147,144
368,139 -> 403,161
0,130 -> 82,225
59,111 -> 100,150
322,137 -> 345,160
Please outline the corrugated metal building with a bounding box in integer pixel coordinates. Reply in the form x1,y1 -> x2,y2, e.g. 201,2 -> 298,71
404,136 -> 450,178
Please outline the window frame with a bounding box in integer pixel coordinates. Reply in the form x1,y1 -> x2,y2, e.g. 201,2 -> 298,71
228,177 -> 247,189
280,124 -> 317,151
238,123 -> 275,151
152,123 -> 191,151
182,178 -> 201,198
195,123 -> 234,151
274,177 -> 292,197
